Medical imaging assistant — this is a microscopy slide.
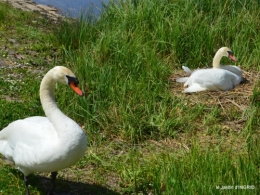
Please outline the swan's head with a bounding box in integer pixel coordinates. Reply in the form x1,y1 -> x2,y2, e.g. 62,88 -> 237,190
217,47 -> 237,62
52,66 -> 84,96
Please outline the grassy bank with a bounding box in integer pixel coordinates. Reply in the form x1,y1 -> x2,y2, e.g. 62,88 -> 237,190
0,0 -> 260,194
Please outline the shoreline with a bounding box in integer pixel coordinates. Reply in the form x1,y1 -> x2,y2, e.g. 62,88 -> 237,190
0,0 -> 63,21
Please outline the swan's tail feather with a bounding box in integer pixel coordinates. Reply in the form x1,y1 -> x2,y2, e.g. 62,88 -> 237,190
176,66 -> 193,83
176,77 -> 189,83
182,66 -> 192,75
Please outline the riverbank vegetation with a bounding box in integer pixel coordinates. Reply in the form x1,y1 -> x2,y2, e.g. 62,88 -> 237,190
0,0 -> 259,194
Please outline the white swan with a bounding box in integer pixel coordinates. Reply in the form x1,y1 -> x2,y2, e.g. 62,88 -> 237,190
176,47 -> 244,93
0,66 -> 87,195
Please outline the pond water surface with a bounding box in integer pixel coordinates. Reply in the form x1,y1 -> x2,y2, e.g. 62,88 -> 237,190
33,0 -> 109,17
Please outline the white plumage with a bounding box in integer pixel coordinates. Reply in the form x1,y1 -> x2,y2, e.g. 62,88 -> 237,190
176,47 -> 244,93
0,66 -> 87,195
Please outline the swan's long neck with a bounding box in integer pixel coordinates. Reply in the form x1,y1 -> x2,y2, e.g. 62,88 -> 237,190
39,71 -> 72,136
212,51 -> 222,69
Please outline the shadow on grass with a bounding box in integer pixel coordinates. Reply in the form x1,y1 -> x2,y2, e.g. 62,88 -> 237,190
8,168 -> 120,195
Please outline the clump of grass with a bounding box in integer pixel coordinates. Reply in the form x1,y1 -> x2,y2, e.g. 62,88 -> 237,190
148,143 -> 259,194
55,0 -> 260,142
0,2 -> 7,21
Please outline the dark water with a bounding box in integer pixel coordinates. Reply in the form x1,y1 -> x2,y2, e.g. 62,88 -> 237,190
33,0 -> 109,17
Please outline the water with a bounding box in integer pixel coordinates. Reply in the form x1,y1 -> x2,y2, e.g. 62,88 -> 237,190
33,0 -> 109,17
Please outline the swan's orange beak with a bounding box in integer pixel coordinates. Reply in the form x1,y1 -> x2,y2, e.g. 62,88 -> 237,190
70,82 -> 84,96
229,54 -> 237,62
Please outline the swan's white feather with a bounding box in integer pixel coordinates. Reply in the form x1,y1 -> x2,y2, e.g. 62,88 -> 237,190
176,66 -> 193,82
0,66 -> 87,177
176,77 -> 189,83
176,47 -> 243,93
182,66 -> 192,75
183,69 -> 240,93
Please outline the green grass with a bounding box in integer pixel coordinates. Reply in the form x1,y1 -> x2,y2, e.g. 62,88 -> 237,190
0,0 -> 260,194
57,0 -> 260,141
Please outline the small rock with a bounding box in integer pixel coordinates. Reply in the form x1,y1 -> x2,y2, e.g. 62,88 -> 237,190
8,49 -> 16,55
14,54 -> 26,60
0,59 -> 10,68
9,39 -> 18,44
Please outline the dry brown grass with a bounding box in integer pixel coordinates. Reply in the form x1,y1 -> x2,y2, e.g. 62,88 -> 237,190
164,68 -> 259,156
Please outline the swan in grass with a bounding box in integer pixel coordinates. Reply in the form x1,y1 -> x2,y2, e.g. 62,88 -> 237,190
176,47 -> 244,93
0,66 -> 87,195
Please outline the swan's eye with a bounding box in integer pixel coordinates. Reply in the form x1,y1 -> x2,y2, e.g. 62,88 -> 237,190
227,50 -> 237,62
66,75 -> 79,86
227,50 -> 233,56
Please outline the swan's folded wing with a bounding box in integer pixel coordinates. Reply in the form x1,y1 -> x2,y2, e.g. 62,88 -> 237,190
192,70 -> 238,91
182,69 -> 231,90
220,65 -> 243,77
182,69 -> 209,87
193,77 -> 223,91
0,117 -> 57,160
